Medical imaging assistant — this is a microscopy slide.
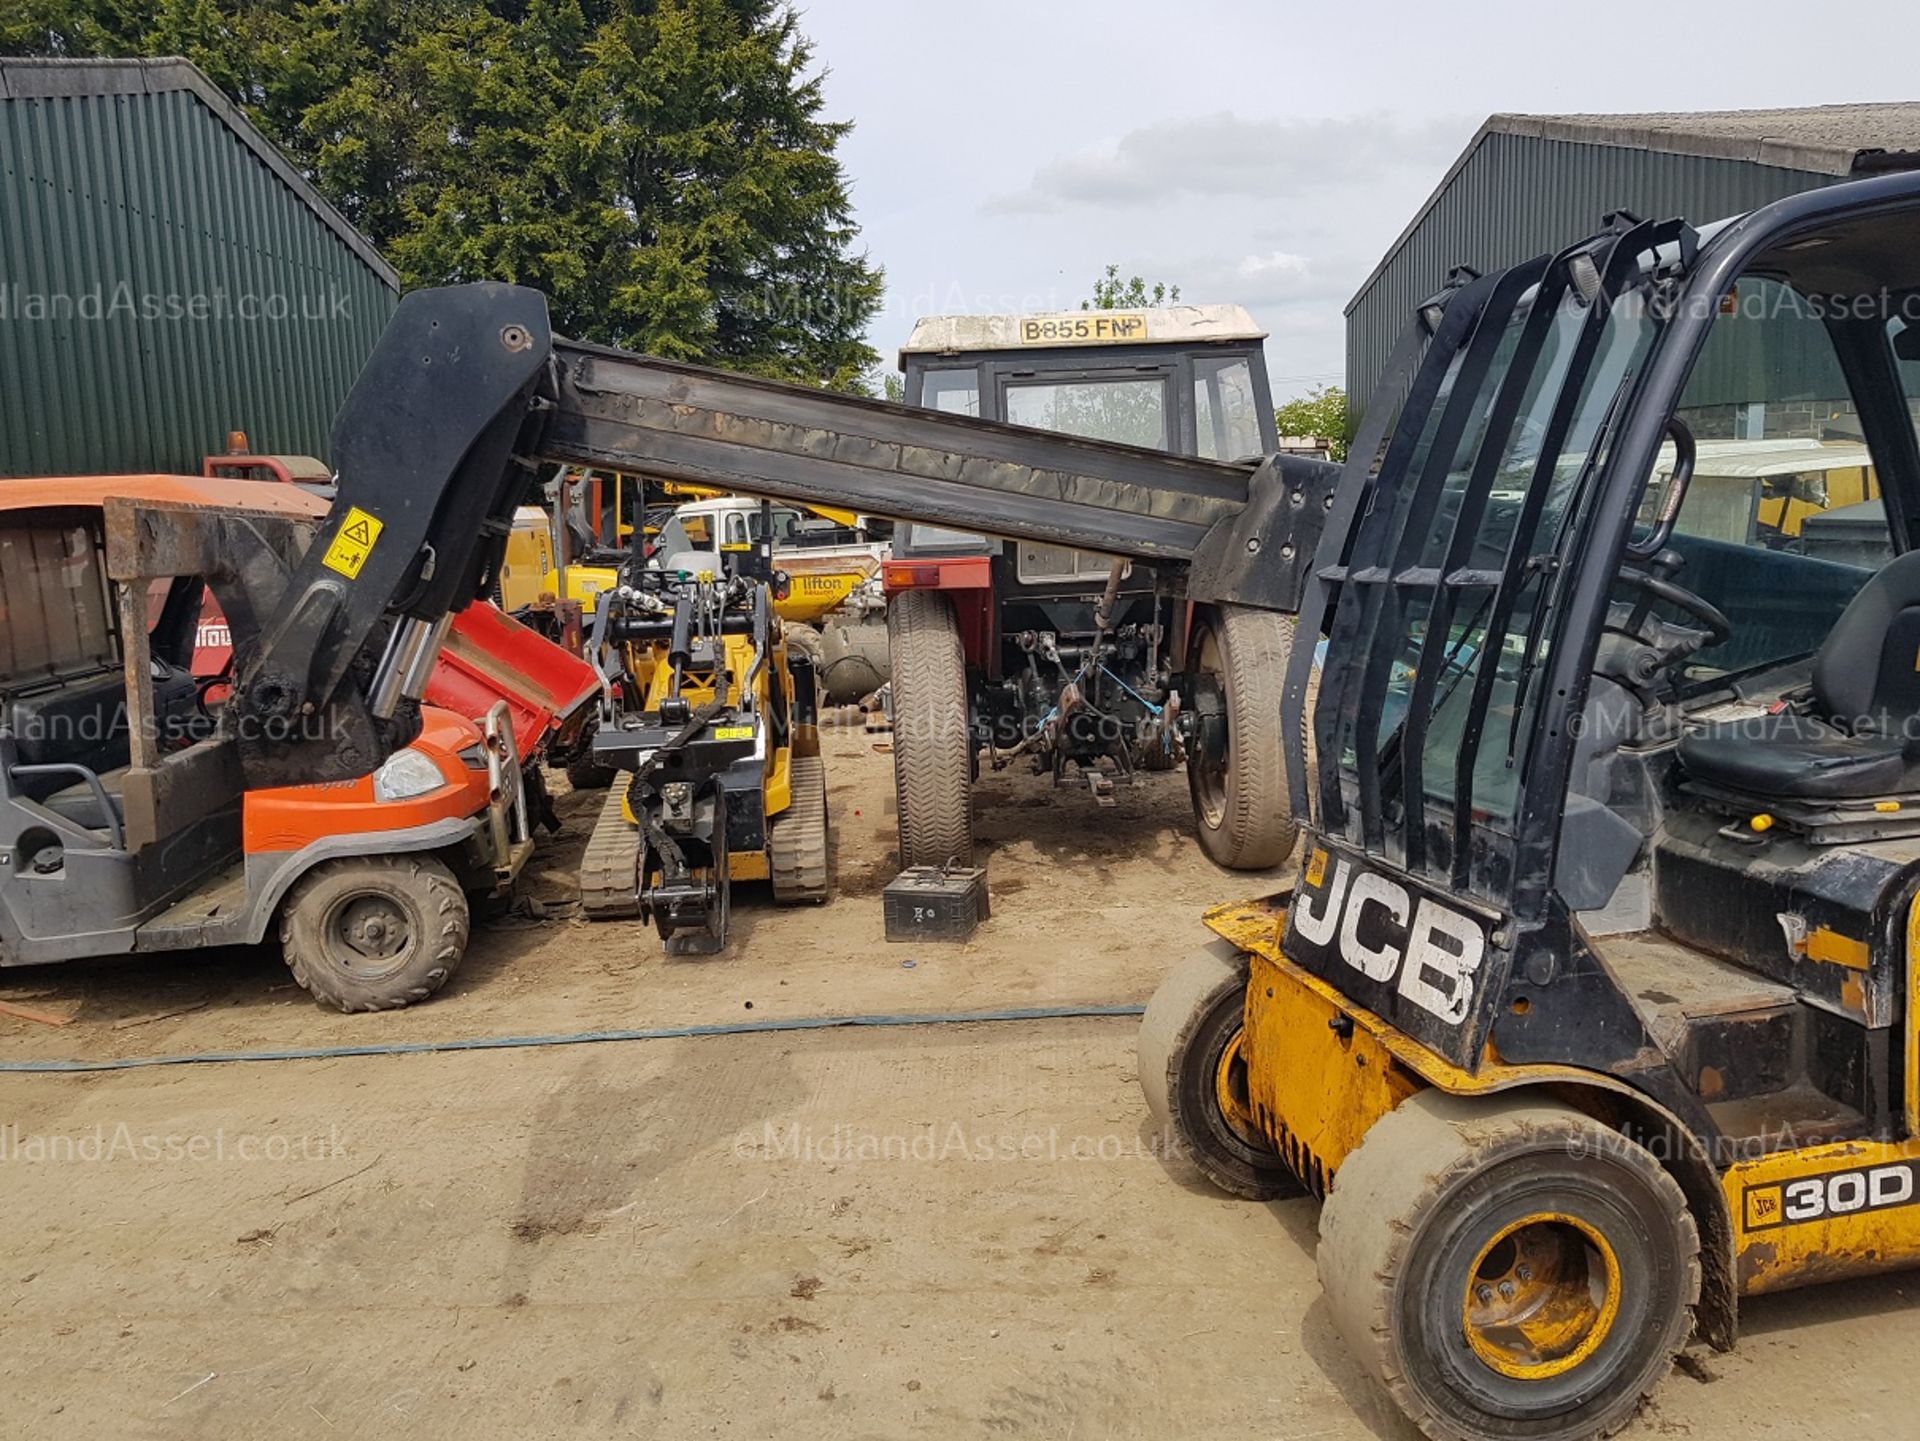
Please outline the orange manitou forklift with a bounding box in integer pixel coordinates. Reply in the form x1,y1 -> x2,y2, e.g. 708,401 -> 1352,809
0,359 -> 553,1012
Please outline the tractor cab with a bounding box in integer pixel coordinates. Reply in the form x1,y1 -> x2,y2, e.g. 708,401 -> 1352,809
1139,171 -> 1920,1441
894,304 -> 1277,594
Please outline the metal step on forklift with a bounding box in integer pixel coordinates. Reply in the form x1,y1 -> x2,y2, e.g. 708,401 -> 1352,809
1141,170 -> 1920,1438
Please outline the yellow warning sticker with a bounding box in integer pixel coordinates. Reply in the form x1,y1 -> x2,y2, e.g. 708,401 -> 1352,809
713,725 -> 754,740
322,506 -> 383,579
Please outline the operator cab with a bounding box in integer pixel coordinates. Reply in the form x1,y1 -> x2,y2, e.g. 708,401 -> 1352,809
1289,178 -> 1920,1166
1587,225 -> 1920,848
895,303 -> 1279,561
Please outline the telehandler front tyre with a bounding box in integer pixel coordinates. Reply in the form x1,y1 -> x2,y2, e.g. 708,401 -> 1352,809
888,589 -> 974,868
1137,940 -> 1302,1201
280,855 -> 470,1012
1318,1091 -> 1699,1441
1186,605 -> 1298,871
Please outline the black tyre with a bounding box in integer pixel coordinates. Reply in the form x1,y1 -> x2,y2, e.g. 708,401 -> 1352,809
279,855 -> 470,1012
887,589 -> 973,868
1318,1091 -> 1699,1441
1186,605 -> 1298,870
565,750 -> 618,792
1137,939 -> 1302,1201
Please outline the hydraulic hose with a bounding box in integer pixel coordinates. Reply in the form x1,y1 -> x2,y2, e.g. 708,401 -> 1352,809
0,1003 -> 1147,1074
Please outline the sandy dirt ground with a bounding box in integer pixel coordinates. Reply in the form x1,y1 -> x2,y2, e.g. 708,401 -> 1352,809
1,725 -> 1915,1438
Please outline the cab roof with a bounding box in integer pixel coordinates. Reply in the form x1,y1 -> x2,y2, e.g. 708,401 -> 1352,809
899,303 -> 1266,367
0,474 -> 331,517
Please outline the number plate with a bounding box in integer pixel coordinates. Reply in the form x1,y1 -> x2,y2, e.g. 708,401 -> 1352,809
1016,313 -> 1148,346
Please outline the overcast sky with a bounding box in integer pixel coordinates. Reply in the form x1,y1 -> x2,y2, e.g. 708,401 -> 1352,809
798,0 -> 1920,400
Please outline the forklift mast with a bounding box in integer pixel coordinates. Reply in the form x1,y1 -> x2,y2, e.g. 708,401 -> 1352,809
230,282 -> 1339,787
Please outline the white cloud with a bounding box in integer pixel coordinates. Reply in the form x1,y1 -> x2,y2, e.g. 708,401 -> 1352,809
1237,250 -> 1310,279
983,111 -> 1470,215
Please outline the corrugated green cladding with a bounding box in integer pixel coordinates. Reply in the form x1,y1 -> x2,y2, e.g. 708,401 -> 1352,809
0,86 -> 396,477
1345,133 -> 1842,417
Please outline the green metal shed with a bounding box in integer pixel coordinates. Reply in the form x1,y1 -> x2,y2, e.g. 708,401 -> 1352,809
0,56 -> 399,477
1346,106 -> 1920,420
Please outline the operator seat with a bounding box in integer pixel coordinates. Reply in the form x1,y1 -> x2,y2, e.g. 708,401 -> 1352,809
1678,548 -> 1920,799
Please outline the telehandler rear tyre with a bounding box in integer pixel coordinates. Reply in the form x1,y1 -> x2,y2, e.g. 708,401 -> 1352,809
280,855 -> 469,1012
1137,940 -> 1302,1201
1186,606 -> 1297,871
888,590 -> 974,868
1318,1091 -> 1699,1441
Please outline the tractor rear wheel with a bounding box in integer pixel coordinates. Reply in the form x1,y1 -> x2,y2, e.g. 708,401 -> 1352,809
1318,1091 -> 1699,1441
1137,940 -> 1302,1200
887,590 -> 974,868
280,854 -> 469,1011
1186,605 -> 1298,870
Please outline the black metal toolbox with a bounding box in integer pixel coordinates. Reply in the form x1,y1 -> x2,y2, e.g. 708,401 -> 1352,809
883,864 -> 990,942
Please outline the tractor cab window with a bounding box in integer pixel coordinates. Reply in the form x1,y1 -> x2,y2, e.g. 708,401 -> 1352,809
723,512 -> 749,548
919,368 -> 981,417
1193,355 -> 1265,460
1004,374 -> 1169,449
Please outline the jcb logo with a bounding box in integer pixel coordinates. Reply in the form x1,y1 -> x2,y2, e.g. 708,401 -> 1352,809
1289,849 -> 1488,1026
1745,1162 -> 1917,1231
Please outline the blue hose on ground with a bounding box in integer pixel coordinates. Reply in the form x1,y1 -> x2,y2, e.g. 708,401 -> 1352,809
0,1003 -> 1148,1074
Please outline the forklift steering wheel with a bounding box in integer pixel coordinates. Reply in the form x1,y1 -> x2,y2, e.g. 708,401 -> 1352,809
1615,567 -> 1731,649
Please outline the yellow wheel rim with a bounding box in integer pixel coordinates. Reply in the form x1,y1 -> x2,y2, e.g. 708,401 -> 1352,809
1213,1029 -> 1263,1149
1461,1212 -> 1623,1380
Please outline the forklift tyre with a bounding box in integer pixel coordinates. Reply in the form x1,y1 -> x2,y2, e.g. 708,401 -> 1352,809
1318,1091 -> 1699,1441
1186,606 -> 1298,871
888,590 -> 974,868
1137,940 -> 1302,1201
279,855 -> 470,1012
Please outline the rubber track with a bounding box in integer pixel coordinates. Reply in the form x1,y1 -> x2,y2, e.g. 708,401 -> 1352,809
579,771 -> 642,920
770,754 -> 831,902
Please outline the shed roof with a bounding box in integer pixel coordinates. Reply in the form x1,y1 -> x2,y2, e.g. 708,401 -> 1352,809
0,56 -> 397,289
1349,103 -> 1920,316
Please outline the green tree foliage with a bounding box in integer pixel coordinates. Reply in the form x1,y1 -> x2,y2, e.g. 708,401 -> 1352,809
1082,263 -> 1179,311
1274,383 -> 1352,460
2,0 -> 883,389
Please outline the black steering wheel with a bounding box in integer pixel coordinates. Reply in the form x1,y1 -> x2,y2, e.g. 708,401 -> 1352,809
1616,565 -> 1732,649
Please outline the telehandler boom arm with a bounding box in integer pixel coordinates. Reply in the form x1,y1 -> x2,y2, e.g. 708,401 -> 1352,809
228,283 -> 1338,784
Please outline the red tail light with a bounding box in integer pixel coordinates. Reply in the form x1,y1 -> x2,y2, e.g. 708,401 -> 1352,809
885,562 -> 941,590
